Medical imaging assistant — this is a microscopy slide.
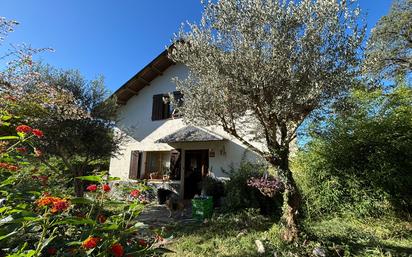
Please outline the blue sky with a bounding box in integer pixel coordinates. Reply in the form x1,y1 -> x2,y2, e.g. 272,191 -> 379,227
0,0 -> 392,93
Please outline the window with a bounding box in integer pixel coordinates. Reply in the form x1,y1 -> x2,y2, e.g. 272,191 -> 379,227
144,150 -> 181,180
152,91 -> 183,120
144,151 -> 170,179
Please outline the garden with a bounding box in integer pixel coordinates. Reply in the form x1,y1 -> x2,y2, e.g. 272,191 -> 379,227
1,0 -> 412,256
0,120 -> 169,256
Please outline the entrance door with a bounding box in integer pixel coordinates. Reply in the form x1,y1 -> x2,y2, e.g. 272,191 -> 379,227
184,150 -> 209,199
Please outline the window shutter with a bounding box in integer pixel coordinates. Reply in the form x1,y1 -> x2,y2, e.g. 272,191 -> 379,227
129,151 -> 142,179
162,94 -> 171,119
152,94 -> 163,120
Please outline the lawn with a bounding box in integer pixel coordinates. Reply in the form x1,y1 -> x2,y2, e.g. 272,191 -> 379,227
164,210 -> 412,257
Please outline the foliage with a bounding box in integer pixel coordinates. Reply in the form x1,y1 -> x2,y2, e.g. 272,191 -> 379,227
223,162 -> 282,216
0,16 -> 172,256
300,217 -> 412,257
201,175 -> 225,207
0,61 -> 122,196
294,82 -> 412,218
166,209 -> 274,257
0,117 -> 164,256
0,17 -> 18,44
363,0 -> 412,79
247,175 -> 284,198
166,210 -> 412,257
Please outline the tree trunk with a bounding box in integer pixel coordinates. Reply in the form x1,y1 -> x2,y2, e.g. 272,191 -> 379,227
280,169 -> 300,242
58,152 -> 85,197
74,169 -> 85,197
271,149 -> 301,242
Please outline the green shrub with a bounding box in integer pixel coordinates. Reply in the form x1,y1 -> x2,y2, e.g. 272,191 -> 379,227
201,175 -> 225,206
294,83 -> 412,218
222,162 -> 283,216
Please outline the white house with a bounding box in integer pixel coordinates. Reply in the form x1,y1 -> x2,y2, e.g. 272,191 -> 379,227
109,49 -> 266,199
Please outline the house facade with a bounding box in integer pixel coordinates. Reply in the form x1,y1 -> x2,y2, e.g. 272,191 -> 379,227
109,49 -> 265,199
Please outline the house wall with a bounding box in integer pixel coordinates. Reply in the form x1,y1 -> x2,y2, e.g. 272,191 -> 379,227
109,63 -> 265,180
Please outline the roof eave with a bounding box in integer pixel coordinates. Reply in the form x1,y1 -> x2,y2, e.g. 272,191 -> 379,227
111,47 -> 176,105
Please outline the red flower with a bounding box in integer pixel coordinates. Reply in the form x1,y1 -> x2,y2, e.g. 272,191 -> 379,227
16,147 -> 27,153
47,247 -> 58,255
32,129 -> 44,138
82,236 -> 100,249
0,162 -> 19,171
51,199 -> 69,213
130,190 -> 140,198
36,196 -> 69,213
86,184 -> 97,191
102,184 -> 111,192
138,239 -> 147,247
16,125 -> 32,134
97,214 -> 107,223
110,243 -> 124,257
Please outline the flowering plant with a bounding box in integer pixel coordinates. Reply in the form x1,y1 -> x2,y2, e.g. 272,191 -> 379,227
0,18 -> 171,255
0,111 -> 168,256
247,174 -> 284,198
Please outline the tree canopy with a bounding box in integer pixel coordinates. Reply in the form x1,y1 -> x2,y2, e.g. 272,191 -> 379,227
1,60 -> 121,196
170,0 -> 364,163
363,0 -> 412,79
295,80 -> 412,218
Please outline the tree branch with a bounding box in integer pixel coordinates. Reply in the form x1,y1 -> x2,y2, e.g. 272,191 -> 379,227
220,116 -> 268,158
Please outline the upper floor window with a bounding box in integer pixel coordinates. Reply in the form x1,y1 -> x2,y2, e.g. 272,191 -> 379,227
152,91 -> 183,121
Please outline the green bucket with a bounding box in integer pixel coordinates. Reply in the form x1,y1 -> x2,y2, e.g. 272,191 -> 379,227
192,196 -> 213,220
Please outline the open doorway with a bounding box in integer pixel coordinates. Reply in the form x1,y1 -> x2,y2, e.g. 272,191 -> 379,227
184,149 -> 209,199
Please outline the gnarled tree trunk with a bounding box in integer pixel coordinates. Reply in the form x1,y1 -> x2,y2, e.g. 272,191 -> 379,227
269,148 -> 301,242
280,169 -> 301,242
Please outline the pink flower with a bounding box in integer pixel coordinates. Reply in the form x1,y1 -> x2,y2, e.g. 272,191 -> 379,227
130,190 -> 140,198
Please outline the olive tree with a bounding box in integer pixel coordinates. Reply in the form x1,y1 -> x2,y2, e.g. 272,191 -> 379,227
170,0 -> 364,241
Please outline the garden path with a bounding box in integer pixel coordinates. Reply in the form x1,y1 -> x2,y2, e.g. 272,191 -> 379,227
136,203 -> 195,227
